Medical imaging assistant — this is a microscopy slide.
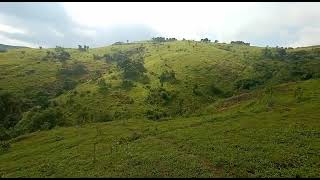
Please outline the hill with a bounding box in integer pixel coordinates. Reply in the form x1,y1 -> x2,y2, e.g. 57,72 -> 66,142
0,79 -> 319,177
0,39 -> 320,177
0,44 -> 29,52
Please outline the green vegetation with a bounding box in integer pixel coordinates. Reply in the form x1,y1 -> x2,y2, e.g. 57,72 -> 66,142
0,39 -> 319,177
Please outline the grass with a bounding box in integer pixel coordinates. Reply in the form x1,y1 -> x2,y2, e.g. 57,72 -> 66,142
1,79 -> 319,177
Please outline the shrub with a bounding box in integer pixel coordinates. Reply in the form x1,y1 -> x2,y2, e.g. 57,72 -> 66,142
294,87 -> 304,103
15,107 -> 64,134
95,112 -> 113,122
235,79 -> 262,90
97,79 -> 109,93
192,84 -> 203,96
159,70 -> 176,86
0,141 -> 10,153
146,88 -> 174,106
62,78 -> 78,91
0,91 -> 25,130
117,58 -> 146,80
54,46 -> 70,62
57,63 -> 88,78
209,84 -> 224,96
121,80 -> 135,90
144,108 -> 168,120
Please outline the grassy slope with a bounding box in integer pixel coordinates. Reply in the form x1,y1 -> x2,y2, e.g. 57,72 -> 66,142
46,41 -> 320,123
1,79 -> 319,177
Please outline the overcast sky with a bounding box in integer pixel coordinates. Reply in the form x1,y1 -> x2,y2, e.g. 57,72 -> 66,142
0,2 -> 320,48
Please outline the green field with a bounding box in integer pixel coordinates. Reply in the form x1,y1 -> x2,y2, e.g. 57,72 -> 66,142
0,40 -> 320,177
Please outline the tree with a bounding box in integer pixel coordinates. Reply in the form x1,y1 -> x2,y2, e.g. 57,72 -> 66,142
152,37 -> 166,42
262,46 -> 273,59
117,57 -> 146,80
214,40 -> 219,43
274,46 -> 287,59
0,91 -> 25,130
97,79 -> 109,93
201,38 -> 211,43
230,41 -> 250,46
54,46 -> 70,62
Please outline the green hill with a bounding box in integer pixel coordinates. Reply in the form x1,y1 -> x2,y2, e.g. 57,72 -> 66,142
0,44 -> 29,52
0,40 -> 320,177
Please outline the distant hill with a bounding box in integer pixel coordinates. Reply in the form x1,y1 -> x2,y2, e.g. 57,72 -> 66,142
0,43 -> 29,52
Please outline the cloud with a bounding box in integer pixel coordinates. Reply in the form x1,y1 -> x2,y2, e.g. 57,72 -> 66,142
0,2 -> 158,48
0,2 -> 320,48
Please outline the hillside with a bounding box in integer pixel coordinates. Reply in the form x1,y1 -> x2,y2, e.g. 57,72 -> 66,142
0,79 -> 319,177
0,44 -> 29,52
0,40 -> 320,177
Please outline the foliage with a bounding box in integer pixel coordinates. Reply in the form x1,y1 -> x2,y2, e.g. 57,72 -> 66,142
15,107 -> 64,134
159,70 -> 177,86
146,88 -> 174,106
235,79 -> 262,90
97,79 -> 109,93
200,38 -> 211,43
0,91 -> 26,130
230,41 -> 250,46
121,80 -> 135,90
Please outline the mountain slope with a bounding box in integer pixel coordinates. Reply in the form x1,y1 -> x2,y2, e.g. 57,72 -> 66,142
1,40 -> 320,135
0,79 -> 319,177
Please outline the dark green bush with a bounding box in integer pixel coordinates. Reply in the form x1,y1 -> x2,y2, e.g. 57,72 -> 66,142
235,79 -> 262,90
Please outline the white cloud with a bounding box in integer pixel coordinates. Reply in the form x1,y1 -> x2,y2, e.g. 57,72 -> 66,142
1,2 -> 320,47
62,2 -> 260,41
0,23 -> 26,34
288,27 -> 320,47
0,34 -> 37,47
73,28 -> 97,37
51,29 -> 64,38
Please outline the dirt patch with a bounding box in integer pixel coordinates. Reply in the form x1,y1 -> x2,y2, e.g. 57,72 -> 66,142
201,159 -> 224,177
215,92 -> 254,112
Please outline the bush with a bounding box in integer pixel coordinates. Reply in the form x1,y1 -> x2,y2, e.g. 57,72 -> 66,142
54,46 -> 70,62
294,87 -> 304,103
139,74 -> 150,84
159,70 -> 176,86
209,84 -> 224,96
0,141 -> 10,153
97,79 -> 109,93
58,63 -> 88,77
146,88 -> 174,106
15,107 -> 63,134
95,112 -> 113,122
117,58 -> 146,80
144,108 -> 168,120
192,84 -> 203,96
235,79 -> 262,90
121,80 -> 135,90
62,78 -> 78,91
0,91 -> 25,130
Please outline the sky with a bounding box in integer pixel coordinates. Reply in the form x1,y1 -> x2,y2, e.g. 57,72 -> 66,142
0,2 -> 320,48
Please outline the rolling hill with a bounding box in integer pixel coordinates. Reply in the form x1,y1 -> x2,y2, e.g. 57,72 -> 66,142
0,40 -> 319,177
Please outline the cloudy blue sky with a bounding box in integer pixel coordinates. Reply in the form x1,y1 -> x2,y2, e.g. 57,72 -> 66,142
0,2 -> 320,48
